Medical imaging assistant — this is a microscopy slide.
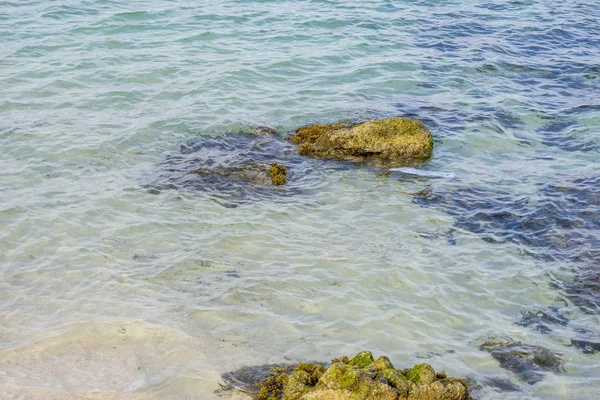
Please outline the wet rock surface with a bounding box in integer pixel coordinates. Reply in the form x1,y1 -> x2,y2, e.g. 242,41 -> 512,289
290,117 -> 434,166
479,338 -> 564,384
222,351 -> 471,400
222,364 -> 296,394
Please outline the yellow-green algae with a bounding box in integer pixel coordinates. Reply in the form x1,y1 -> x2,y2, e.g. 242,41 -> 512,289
289,117 -> 433,165
189,162 -> 288,186
256,363 -> 326,400
269,162 -> 288,186
290,123 -> 349,145
254,351 -> 471,400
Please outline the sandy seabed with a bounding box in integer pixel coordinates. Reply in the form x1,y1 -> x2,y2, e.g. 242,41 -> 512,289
0,321 -> 251,400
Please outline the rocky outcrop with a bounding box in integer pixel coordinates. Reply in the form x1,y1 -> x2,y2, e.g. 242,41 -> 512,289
289,117 -> 433,165
249,351 -> 470,400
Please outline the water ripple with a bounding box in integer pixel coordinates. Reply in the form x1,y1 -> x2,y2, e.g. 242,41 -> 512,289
1,0 -> 600,399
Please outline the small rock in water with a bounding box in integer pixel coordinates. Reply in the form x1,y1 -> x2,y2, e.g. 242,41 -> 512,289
479,338 -> 564,384
189,162 -> 288,187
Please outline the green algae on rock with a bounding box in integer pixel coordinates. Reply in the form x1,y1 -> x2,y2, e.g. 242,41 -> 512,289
252,351 -> 470,400
290,123 -> 349,145
289,117 -> 433,165
189,162 -> 288,186
256,363 -> 326,400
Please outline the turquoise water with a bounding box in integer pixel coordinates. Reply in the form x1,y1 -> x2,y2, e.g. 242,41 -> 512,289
1,1 -> 599,399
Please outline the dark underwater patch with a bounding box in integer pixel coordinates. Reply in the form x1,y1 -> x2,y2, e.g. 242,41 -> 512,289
537,115 -> 599,153
145,129 -> 322,207
413,177 -> 600,264
515,307 -> 569,334
479,338 -> 564,385
414,175 -> 600,362
551,269 -> 600,315
570,329 -> 600,354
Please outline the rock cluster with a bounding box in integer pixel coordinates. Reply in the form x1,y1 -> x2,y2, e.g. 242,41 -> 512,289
253,351 -> 470,400
179,117 -> 432,189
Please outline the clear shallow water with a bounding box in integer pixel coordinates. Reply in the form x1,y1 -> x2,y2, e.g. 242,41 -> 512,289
1,0 -> 599,398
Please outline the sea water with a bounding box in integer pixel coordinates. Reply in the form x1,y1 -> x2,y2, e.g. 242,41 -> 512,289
1,1 -> 599,398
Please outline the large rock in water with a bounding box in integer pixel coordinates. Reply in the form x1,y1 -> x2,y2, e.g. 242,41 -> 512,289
289,117 -> 434,165
251,351 -> 470,400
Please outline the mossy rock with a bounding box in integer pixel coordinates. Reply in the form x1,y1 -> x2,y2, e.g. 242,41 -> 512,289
189,162 -> 288,186
250,351 -> 470,400
289,117 -> 433,165
255,363 -> 326,400
290,123 -> 349,145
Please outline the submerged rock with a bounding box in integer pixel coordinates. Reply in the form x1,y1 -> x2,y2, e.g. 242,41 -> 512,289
558,270 -> 600,314
146,129 -> 316,207
226,351 -> 470,400
413,176 -> 600,261
290,117 -> 434,165
251,125 -> 279,137
570,329 -> 600,354
189,162 -> 288,186
413,176 -> 600,316
479,338 -> 564,384
465,377 -> 521,393
515,307 -> 569,334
